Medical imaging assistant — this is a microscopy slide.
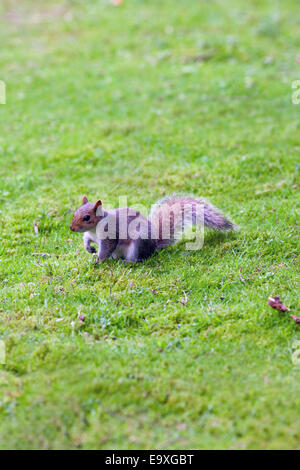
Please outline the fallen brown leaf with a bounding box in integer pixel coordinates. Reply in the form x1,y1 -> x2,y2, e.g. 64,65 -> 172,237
290,315 -> 300,324
268,296 -> 290,312
78,313 -> 85,323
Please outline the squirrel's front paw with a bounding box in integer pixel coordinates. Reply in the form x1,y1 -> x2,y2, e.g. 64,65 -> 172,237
87,246 -> 96,254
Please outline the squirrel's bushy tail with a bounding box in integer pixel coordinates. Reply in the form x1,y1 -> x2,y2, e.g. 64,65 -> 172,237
149,194 -> 236,250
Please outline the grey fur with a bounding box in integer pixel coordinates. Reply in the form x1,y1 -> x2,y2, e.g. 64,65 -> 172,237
76,194 -> 236,262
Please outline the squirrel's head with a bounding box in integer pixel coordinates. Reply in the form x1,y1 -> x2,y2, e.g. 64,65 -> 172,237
70,196 -> 103,232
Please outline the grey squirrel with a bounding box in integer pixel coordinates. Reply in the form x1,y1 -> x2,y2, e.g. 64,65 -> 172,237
70,195 -> 236,262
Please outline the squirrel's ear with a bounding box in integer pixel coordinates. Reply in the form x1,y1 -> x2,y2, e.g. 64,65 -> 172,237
93,200 -> 103,216
82,196 -> 88,205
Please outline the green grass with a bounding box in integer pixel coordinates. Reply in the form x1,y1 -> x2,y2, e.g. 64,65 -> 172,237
0,0 -> 299,450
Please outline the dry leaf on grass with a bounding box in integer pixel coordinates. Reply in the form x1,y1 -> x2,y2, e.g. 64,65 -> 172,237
78,311 -> 86,323
31,252 -> 51,257
268,296 -> 290,312
290,315 -> 300,324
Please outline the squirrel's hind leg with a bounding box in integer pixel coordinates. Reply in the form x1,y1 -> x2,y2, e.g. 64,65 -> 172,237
124,240 -> 149,263
98,239 -> 118,262
125,239 -> 156,263
124,241 -> 139,263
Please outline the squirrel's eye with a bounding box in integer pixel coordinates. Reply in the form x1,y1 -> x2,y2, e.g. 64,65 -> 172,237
83,215 -> 90,222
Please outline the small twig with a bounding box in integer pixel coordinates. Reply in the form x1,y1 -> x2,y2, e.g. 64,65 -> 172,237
31,252 -> 51,257
239,268 -> 246,283
156,436 -> 188,449
31,252 -> 61,258
180,290 -> 188,305
204,326 -> 212,337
